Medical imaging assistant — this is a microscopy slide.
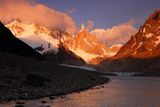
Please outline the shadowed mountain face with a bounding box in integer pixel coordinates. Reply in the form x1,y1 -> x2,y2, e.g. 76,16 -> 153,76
97,57 -> 160,75
57,42 -> 86,65
0,22 -> 42,59
43,41 -> 86,65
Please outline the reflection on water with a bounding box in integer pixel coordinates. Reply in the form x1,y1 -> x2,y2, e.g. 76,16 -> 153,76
1,76 -> 160,107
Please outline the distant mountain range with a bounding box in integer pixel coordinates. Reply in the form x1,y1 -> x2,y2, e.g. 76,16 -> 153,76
1,10 -> 160,76
6,20 -> 121,64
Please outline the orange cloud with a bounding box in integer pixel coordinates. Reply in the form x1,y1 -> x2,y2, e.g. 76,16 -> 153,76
0,0 -> 77,33
91,20 -> 137,45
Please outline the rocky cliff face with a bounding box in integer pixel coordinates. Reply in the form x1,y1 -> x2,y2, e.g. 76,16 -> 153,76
115,10 -> 160,59
63,25 -> 119,64
97,10 -> 160,75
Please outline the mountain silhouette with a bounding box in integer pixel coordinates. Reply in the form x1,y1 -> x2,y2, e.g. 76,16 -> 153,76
0,22 -> 42,59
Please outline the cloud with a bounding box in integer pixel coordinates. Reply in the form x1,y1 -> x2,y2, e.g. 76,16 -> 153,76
0,0 -> 77,33
67,8 -> 78,14
91,20 -> 137,45
87,20 -> 94,30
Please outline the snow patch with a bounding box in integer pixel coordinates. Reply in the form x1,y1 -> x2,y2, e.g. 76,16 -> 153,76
18,35 -> 59,53
59,64 -> 97,72
110,44 -> 123,48
133,51 -> 137,55
113,72 -> 138,77
155,36 -> 160,46
145,33 -> 153,38
146,24 -> 151,28
157,26 -> 160,31
70,49 -> 99,63
107,52 -> 117,57
91,42 -> 97,45
6,21 -> 60,53
143,27 -> 146,33
131,42 -> 136,48
84,38 -> 92,47
102,48 -> 107,54
136,42 -> 143,49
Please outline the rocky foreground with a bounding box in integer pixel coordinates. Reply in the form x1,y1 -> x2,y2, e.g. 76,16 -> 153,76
0,52 -> 109,102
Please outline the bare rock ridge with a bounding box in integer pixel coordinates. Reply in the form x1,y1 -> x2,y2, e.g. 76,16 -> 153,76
63,25 -> 119,64
0,21 -> 42,59
98,10 -> 160,76
115,10 -> 160,59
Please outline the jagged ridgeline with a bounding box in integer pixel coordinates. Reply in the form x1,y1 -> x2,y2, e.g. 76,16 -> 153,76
6,20 -> 121,64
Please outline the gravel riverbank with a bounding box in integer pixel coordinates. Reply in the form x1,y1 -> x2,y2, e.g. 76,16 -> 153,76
0,52 -> 109,102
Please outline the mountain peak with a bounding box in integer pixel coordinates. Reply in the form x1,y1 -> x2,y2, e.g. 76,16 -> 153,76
80,23 -> 87,32
81,24 -> 85,30
115,10 -> 160,59
62,25 -> 119,64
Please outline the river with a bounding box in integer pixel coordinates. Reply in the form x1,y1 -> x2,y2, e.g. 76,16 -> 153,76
1,76 -> 160,107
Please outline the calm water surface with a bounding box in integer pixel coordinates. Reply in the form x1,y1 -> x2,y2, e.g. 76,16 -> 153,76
1,76 -> 160,107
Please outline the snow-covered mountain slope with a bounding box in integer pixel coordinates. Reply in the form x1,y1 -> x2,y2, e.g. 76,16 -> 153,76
110,44 -> 122,54
6,20 -> 71,53
115,10 -> 160,59
6,20 -> 121,64
0,21 -> 42,59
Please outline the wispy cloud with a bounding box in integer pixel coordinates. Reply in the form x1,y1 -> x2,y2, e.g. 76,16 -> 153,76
67,8 -> 78,14
91,20 -> 137,45
0,0 -> 77,33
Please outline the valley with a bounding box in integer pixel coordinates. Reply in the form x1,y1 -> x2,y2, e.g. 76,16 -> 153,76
0,1 -> 160,106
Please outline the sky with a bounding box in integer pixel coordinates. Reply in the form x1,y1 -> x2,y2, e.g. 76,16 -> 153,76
37,0 -> 160,29
0,0 -> 159,45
